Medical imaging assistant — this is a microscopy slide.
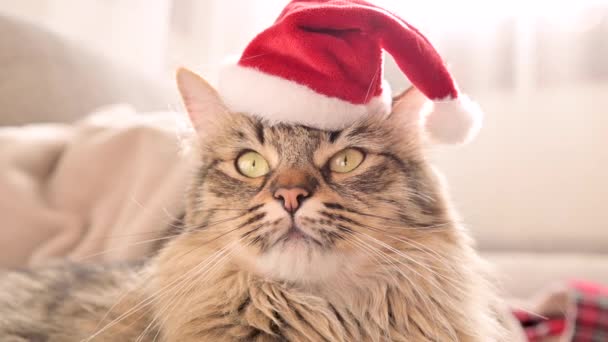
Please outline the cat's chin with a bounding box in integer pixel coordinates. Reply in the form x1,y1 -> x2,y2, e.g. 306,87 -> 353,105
238,242 -> 354,283
256,248 -> 343,283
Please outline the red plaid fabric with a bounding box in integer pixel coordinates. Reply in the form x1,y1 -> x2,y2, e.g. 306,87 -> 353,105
513,309 -> 567,341
571,280 -> 608,342
513,280 -> 608,342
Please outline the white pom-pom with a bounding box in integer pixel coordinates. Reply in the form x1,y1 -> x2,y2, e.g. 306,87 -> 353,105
423,95 -> 483,144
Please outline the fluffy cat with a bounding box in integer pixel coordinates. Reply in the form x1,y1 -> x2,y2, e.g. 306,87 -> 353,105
0,69 -> 512,341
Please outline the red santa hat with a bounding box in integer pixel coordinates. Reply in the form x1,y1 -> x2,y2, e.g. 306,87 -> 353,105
218,0 -> 482,144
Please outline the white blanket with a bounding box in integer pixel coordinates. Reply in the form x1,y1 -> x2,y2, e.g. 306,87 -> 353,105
0,106 -> 192,268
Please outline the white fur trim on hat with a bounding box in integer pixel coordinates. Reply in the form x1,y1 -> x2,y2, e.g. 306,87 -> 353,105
218,63 -> 392,131
423,95 -> 483,144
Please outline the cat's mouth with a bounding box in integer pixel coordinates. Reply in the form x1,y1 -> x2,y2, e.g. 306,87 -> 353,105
285,225 -> 307,240
274,224 -> 323,247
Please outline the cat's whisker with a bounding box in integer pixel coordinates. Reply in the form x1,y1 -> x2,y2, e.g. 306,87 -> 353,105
381,231 -> 456,270
337,217 -> 453,266
131,245 -> 232,338
91,268 -> 157,337
354,230 -> 468,301
85,240 -> 241,341
358,215 -> 452,232
343,233 -> 444,340
339,238 -> 397,341
88,209 -> 263,265
351,232 -> 456,340
319,209 -> 463,299
66,207 -> 252,257
127,197 -> 184,230
159,206 -> 253,231
406,188 -> 436,203
89,258 -> 210,340
141,239 -> 245,341
102,230 -> 176,239
90,226 -> 246,336
86,258 -> 206,341
152,324 -> 162,342
186,213 -> 249,230
76,213 -> 248,261
158,240 -> 244,332
132,209 -> 261,339
357,229 -> 452,278
205,207 -> 256,211
169,204 -> 261,234
161,206 -> 181,222
343,236 -> 400,284
344,219 -> 467,289
76,235 -> 182,261
322,202 -> 453,230
134,241 -> 239,341
135,249 -> 232,342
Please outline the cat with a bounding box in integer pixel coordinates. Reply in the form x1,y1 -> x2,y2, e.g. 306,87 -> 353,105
0,68 -> 512,341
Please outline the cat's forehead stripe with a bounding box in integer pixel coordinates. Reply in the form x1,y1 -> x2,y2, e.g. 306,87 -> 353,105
254,121 -> 265,145
328,130 -> 343,143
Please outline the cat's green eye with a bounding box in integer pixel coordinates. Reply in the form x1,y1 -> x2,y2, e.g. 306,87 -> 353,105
329,148 -> 365,173
236,151 -> 270,178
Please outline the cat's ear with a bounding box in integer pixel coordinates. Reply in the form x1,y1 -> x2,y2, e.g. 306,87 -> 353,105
388,86 -> 430,128
176,67 -> 229,135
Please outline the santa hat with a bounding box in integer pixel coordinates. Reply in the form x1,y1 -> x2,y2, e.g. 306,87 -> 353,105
218,0 -> 482,144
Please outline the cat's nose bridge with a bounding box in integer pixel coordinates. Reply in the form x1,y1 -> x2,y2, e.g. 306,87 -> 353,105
269,168 -> 319,212
270,169 -> 318,191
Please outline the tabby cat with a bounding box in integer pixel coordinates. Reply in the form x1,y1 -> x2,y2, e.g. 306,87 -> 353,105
0,69 -> 510,341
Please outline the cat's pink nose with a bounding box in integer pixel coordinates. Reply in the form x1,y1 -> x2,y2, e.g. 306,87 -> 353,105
273,187 -> 310,213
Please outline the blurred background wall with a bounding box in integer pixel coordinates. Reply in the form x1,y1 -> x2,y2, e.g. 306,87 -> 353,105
0,0 -> 607,259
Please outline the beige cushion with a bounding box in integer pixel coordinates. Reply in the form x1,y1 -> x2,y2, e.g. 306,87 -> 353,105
483,252 -> 608,298
0,14 -> 177,125
432,86 -> 608,297
434,85 -> 608,254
